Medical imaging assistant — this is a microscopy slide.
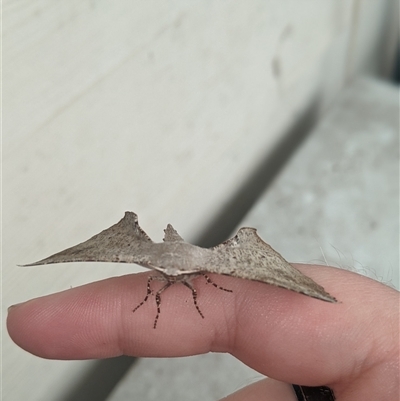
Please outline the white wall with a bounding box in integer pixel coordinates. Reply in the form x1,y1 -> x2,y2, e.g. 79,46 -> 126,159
3,1 -> 396,400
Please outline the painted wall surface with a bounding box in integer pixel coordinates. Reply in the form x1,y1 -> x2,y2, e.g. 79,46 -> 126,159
3,1 -> 396,400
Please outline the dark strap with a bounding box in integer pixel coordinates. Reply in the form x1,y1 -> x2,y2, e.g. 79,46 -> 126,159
292,385 -> 336,401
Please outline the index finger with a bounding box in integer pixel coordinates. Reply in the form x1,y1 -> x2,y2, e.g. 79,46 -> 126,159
6,264 -> 397,388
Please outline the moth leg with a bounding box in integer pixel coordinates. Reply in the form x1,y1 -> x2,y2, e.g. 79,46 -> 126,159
154,282 -> 173,329
132,275 -> 156,314
202,273 -> 233,293
182,281 -> 205,319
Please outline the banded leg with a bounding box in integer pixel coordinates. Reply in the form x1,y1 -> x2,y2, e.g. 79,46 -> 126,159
182,281 -> 204,319
154,282 -> 173,329
132,275 -> 156,314
202,274 -> 233,292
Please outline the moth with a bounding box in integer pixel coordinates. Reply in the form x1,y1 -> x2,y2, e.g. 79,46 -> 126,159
22,212 -> 337,328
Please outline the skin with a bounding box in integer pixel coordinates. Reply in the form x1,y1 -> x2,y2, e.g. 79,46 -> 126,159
7,264 -> 399,400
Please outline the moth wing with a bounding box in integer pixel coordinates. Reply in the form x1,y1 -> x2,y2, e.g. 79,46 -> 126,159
163,224 -> 185,242
21,212 -> 155,267
208,228 -> 336,303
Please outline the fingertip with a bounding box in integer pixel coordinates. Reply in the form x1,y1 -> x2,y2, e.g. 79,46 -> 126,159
7,299 -> 40,355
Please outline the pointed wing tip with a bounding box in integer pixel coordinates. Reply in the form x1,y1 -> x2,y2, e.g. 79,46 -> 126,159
237,226 -> 257,232
320,295 -> 338,303
124,211 -> 138,221
236,227 -> 261,239
163,224 -> 185,242
163,224 -> 173,235
213,227 -> 263,250
18,261 -> 43,267
327,294 -> 338,303
311,290 -> 338,303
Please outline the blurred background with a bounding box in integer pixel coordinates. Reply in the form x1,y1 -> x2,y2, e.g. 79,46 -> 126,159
3,1 -> 399,400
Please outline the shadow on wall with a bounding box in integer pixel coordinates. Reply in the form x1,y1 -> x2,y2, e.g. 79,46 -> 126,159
393,45 -> 400,83
195,94 -> 321,248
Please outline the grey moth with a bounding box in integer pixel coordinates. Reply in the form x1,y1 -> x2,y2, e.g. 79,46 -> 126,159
22,212 -> 337,327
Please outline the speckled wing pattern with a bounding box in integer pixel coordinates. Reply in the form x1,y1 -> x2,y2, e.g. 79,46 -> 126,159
22,212 -> 155,267
22,211 -> 336,303
207,228 -> 336,302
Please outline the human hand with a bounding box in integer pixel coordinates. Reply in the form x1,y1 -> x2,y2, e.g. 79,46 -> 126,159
7,264 -> 399,400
